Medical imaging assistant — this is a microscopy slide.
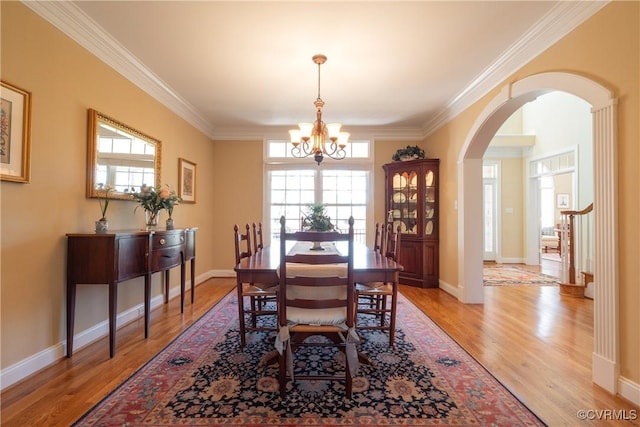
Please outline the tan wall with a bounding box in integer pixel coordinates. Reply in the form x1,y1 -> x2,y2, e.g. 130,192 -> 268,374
209,140 -> 265,270
1,0 -> 638,389
423,1 -> 639,382
1,3 -> 216,367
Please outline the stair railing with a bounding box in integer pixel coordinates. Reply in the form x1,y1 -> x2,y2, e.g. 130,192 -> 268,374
559,203 -> 593,284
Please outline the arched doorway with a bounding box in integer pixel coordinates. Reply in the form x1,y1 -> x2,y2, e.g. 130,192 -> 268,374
457,72 -> 618,393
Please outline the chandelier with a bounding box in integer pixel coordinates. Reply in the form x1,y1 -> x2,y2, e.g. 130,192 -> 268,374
289,54 -> 349,165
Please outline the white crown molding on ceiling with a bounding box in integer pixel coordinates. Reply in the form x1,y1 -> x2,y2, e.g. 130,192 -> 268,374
24,1 -> 608,142
21,0 -> 216,138
421,0 -> 609,138
216,125 -> 426,142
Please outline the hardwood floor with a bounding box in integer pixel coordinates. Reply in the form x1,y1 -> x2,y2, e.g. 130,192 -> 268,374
1,275 -> 637,426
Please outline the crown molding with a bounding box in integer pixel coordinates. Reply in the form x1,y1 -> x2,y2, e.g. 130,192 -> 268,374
213,125 -> 425,142
22,1 -> 216,139
421,0 -> 609,138
23,0 -> 608,142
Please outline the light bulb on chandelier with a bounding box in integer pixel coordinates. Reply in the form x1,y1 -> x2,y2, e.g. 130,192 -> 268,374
289,54 -> 349,165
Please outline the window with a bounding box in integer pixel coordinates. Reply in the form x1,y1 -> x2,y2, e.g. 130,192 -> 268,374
265,140 -> 373,245
531,151 -> 574,177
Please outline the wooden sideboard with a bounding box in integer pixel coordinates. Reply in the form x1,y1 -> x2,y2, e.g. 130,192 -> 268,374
66,227 -> 197,358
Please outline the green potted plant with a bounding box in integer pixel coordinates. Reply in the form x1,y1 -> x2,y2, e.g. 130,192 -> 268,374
95,184 -> 114,233
392,145 -> 426,162
301,203 -> 335,250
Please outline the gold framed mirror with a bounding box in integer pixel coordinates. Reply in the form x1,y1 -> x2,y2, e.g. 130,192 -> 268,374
86,109 -> 162,200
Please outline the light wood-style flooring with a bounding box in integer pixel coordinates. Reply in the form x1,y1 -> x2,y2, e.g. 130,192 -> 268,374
2,270 -> 638,426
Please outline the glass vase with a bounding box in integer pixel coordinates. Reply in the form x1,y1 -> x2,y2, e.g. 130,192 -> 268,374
145,209 -> 161,229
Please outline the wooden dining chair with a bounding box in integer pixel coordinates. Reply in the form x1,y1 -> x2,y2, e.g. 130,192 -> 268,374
234,224 -> 277,347
355,223 -> 401,346
275,215 -> 358,398
372,222 -> 384,255
252,221 -> 264,253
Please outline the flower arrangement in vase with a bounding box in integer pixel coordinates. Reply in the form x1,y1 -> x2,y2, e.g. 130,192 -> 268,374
95,184 -> 114,232
131,184 -> 181,229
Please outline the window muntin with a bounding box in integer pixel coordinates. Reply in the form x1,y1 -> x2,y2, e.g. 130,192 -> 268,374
265,139 -> 372,245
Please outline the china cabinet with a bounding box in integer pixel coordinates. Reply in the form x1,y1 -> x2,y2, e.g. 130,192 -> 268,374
383,159 -> 439,288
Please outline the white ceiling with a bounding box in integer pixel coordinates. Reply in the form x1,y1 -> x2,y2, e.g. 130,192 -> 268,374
27,1 -> 607,140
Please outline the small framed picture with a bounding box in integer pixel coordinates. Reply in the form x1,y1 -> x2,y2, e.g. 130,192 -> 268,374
178,158 -> 196,203
1,81 -> 32,183
556,193 -> 570,209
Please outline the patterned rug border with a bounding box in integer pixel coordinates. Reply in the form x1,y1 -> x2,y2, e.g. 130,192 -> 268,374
484,264 -> 560,286
74,289 -> 546,426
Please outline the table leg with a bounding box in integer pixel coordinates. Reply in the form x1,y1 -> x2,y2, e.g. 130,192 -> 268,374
389,281 -> 398,347
180,262 -> 186,313
164,270 -> 170,304
108,282 -> 117,358
144,273 -> 151,339
190,259 -> 196,304
66,281 -> 76,357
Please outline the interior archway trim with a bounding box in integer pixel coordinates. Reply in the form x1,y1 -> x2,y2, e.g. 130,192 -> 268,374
457,71 -> 618,393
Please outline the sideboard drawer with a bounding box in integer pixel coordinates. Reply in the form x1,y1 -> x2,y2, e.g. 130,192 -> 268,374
151,247 -> 182,272
152,231 -> 184,248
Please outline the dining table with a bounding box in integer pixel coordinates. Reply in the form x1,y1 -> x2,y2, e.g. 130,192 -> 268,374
234,240 -> 404,346
235,240 -> 403,288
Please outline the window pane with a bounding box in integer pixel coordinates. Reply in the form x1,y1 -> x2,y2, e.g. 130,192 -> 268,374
347,141 -> 369,158
268,141 -> 287,158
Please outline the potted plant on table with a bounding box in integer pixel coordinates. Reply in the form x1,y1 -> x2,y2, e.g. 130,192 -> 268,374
95,184 -> 114,233
301,203 -> 335,250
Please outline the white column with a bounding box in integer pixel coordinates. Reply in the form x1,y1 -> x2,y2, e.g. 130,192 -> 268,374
591,101 -> 619,393
458,158 -> 484,304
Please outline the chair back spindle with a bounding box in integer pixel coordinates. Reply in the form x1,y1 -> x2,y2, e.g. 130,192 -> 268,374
252,222 -> 264,253
234,224 -> 252,264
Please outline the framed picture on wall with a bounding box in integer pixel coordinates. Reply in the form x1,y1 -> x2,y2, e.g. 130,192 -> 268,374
556,193 -> 570,209
178,158 -> 196,203
1,81 -> 32,183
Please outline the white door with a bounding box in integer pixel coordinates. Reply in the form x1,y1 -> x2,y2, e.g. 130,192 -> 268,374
483,163 -> 498,261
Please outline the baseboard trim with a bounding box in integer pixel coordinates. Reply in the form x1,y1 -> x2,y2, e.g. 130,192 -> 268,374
438,279 -> 459,299
0,274 -> 213,391
618,376 -> 640,406
4,271 -> 638,406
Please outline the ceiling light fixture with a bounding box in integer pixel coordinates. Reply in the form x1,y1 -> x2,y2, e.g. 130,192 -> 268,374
289,54 -> 349,165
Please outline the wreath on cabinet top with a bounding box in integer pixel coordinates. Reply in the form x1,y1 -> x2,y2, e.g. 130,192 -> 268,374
392,145 -> 426,161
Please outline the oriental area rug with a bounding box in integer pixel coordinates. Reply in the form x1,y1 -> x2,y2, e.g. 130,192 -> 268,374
74,291 -> 544,426
484,264 -> 560,286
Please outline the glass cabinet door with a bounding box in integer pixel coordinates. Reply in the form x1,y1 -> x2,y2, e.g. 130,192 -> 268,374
424,168 -> 436,238
390,170 -> 418,234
